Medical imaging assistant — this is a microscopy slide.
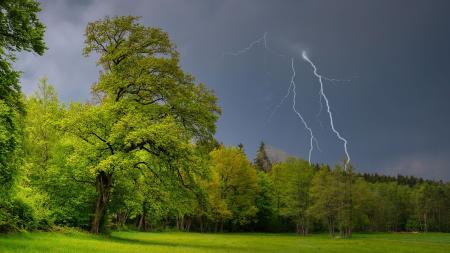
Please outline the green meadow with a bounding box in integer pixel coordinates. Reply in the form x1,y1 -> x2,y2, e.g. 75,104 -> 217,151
1,232 -> 450,253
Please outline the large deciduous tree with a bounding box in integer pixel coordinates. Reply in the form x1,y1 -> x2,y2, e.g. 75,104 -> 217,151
308,164 -> 354,237
63,16 -> 220,233
271,158 -> 314,234
207,146 -> 259,231
307,166 -> 340,236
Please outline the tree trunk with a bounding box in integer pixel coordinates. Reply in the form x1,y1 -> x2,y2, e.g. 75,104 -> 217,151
423,212 -> 428,232
199,216 -> 204,232
181,215 -> 185,231
138,202 -> 148,231
185,217 -> 191,232
136,214 -> 142,227
328,217 -> 333,236
137,215 -> 142,229
138,215 -> 149,231
115,211 -> 128,228
91,171 -> 113,234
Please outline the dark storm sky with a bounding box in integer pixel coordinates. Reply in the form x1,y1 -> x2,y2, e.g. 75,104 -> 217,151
17,0 -> 450,180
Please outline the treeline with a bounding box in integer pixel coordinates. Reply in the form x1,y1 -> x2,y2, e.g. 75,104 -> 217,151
9,93 -> 450,236
1,2 -> 450,238
8,75 -> 450,235
361,173 -> 437,186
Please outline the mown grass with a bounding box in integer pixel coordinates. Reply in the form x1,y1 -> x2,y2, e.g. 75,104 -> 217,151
1,231 -> 450,253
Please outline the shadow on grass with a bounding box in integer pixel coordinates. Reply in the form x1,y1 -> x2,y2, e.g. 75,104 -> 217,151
105,233 -> 246,251
0,232 -> 247,252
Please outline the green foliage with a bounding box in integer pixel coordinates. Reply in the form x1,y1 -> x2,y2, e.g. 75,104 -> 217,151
0,198 -> 35,232
307,164 -> 354,236
83,16 -> 220,142
57,16 -> 221,233
0,0 -> 46,232
15,76 -> 450,235
252,172 -> 276,231
0,99 -> 21,198
351,178 -> 376,231
0,0 -> 46,113
207,146 -> 259,229
0,0 -> 46,55
22,79 -> 95,229
306,166 -> 337,230
23,78 -> 61,186
271,158 -> 314,234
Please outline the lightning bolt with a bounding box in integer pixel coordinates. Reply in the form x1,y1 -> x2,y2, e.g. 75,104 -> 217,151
301,51 -> 350,168
225,32 -> 267,56
322,76 -> 355,83
317,77 -> 355,122
225,33 -> 326,164
316,72 -> 357,132
225,32 -> 287,58
225,32 -> 287,124
266,57 -> 321,156
290,57 -> 317,163
317,75 -> 355,119
265,71 -> 292,124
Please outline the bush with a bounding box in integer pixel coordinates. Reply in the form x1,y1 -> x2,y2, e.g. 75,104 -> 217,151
0,198 -> 36,232
406,217 -> 421,232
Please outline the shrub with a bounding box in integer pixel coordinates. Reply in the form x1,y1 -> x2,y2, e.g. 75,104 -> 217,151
0,198 -> 36,232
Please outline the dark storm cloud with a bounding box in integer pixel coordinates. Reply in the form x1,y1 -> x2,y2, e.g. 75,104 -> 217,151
16,0 -> 450,180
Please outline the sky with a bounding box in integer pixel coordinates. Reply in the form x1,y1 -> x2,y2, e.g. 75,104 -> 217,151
16,0 -> 450,180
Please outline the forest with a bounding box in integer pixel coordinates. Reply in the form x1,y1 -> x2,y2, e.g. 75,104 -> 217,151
1,0 -> 450,240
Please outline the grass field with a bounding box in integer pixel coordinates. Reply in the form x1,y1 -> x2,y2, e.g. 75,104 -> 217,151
1,231 -> 450,253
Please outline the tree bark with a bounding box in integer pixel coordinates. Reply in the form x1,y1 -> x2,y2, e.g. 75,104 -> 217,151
138,201 -> 149,231
199,216 -> 204,232
90,171 -> 113,234
423,212 -> 428,232
185,217 -> 191,232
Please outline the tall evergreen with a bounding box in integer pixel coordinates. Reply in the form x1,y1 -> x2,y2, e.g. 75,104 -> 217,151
254,142 -> 272,173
